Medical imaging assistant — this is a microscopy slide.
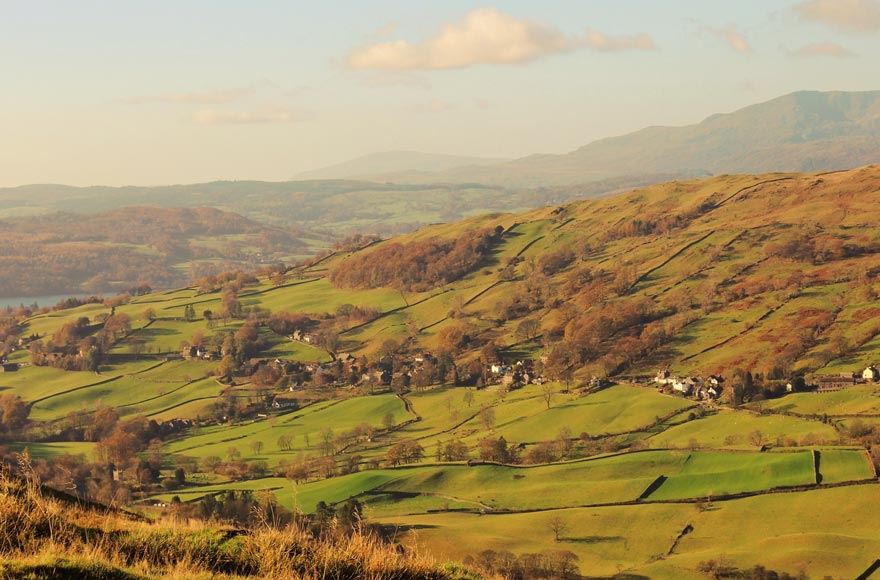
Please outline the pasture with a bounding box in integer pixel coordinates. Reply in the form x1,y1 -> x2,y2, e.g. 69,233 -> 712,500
164,394 -> 411,465
648,409 -> 839,448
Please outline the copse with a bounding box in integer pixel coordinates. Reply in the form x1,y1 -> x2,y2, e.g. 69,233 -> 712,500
329,227 -> 502,292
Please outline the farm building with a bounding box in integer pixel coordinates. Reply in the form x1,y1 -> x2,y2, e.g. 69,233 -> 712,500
814,374 -> 857,393
862,365 -> 880,382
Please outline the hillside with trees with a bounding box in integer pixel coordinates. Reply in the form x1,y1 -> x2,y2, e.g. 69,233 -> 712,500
0,206 -> 320,298
5,166 -> 880,578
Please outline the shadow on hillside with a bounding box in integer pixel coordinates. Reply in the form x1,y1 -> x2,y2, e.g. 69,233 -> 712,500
131,327 -> 180,339
382,523 -> 440,533
562,535 -> 625,544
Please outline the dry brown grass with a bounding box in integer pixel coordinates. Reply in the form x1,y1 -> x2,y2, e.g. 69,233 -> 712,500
0,459 -> 476,579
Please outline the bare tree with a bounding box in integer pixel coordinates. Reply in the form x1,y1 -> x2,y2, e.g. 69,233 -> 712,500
479,405 -> 496,430
541,383 -> 556,409
548,515 -> 569,542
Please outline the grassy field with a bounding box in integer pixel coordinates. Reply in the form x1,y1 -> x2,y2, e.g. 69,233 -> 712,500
759,385 -> 880,416
644,450 -> 816,500
6,441 -> 97,460
186,448 -> 873,518
649,409 -> 839,448
489,385 -> 695,441
818,448 -> 875,483
164,394 -> 411,465
0,359 -> 157,403
28,360 -> 218,421
377,484 -> 880,579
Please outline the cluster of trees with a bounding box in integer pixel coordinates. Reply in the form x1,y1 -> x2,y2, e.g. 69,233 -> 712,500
384,440 -> 424,466
29,312 -> 133,372
182,489 -> 295,528
696,560 -> 806,580
766,229 -> 880,265
556,297 -> 670,374
464,549 -> 580,580
200,450 -> 270,482
329,227 -> 503,292
603,203 -> 712,242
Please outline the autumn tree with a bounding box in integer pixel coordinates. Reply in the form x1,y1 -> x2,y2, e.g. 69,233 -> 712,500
277,433 -> 294,451
515,319 -> 540,343
0,395 -> 29,437
385,440 -> 424,466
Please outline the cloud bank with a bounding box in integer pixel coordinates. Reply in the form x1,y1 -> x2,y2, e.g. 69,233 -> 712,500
347,8 -> 655,71
584,29 -> 656,52
792,41 -> 854,57
794,0 -> 880,33
712,26 -> 752,54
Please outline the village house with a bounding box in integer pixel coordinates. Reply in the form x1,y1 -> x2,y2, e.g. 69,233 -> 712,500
695,383 -> 722,400
0,362 -> 20,373
271,395 -> 299,410
862,365 -> 880,383
490,362 -> 507,375
654,368 -> 674,386
672,376 -> 703,396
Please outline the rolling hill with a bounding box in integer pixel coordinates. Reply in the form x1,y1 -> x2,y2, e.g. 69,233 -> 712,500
0,206 -> 321,298
5,166 -> 880,578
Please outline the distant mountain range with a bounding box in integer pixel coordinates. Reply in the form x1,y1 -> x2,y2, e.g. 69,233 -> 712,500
307,90 -> 880,186
2,90 -> 878,236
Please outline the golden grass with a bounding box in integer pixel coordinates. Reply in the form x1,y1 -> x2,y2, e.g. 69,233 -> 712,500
0,459 -> 474,579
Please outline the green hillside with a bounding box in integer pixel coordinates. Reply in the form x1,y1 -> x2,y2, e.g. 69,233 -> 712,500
5,166 -> 880,578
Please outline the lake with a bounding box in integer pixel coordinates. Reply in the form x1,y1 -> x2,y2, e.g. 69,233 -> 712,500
0,293 -> 92,309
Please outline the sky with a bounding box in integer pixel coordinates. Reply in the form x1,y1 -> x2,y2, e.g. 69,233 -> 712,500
1,0 -> 879,186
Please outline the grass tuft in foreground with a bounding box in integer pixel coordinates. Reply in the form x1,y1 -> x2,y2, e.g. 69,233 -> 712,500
0,461 -> 475,579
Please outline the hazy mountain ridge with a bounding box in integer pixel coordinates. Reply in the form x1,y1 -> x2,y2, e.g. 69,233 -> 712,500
295,150 -> 508,180
340,90 -> 880,186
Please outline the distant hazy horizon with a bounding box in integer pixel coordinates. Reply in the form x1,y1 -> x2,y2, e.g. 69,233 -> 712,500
2,0 -> 880,187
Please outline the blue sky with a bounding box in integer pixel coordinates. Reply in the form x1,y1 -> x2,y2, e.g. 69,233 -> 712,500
1,0 -> 878,185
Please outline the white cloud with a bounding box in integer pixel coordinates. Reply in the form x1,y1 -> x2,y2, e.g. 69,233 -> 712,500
791,41 -> 854,57
192,109 -> 296,126
121,88 -> 253,105
710,26 -> 752,54
794,0 -> 880,33
584,29 -> 656,52
347,8 -> 578,70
